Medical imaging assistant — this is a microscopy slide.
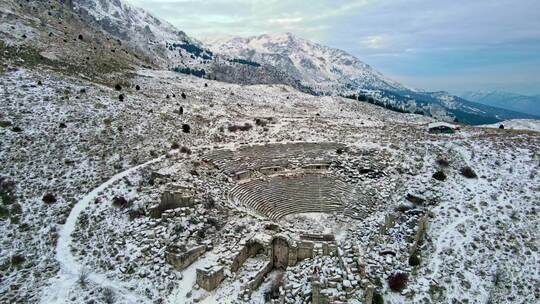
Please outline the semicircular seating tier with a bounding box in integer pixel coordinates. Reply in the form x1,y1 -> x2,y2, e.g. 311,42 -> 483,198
229,173 -> 355,221
204,142 -> 345,175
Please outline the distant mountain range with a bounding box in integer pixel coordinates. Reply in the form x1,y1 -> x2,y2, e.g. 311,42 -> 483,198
8,0 -> 538,125
460,91 -> 540,117
207,33 -> 539,124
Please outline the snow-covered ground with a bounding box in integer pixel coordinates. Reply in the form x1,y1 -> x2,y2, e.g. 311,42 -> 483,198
1,50 -> 539,304
481,119 -> 540,132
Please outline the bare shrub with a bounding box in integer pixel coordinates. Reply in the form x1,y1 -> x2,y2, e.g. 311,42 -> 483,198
204,196 -> 216,209
388,272 -> 408,292
128,207 -> 145,221
206,217 -> 221,230
78,267 -> 89,287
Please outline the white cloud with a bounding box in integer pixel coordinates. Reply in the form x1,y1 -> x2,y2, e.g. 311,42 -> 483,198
362,36 -> 384,49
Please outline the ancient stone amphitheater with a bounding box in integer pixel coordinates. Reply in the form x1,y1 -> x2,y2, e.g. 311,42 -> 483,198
205,142 -> 359,221
229,174 -> 354,220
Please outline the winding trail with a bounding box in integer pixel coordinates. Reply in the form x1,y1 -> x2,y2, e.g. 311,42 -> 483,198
41,156 -> 164,304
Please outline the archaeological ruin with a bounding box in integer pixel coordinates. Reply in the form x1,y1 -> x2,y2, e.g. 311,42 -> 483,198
147,141 -> 430,303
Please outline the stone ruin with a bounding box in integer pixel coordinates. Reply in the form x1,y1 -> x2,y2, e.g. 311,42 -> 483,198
149,185 -> 194,218
155,142 -> 429,303
165,244 -> 206,271
196,266 -> 225,291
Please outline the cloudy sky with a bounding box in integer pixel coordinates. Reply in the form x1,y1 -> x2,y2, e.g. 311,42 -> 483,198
125,0 -> 540,95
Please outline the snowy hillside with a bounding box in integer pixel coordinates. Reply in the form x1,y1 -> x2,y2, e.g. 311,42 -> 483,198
73,0 -> 213,68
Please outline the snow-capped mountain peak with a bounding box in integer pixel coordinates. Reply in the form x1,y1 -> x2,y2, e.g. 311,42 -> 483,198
206,32 -> 410,94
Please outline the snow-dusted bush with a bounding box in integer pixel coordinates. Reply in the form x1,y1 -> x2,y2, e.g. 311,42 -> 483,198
432,170 -> 447,181
42,193 -> 57,204
254,118 -> 268,127
102,288 -> 115,304
180,146 -> 192,154
460,166 -> 477,178
436,157 -> 450,167
112,196 -> 129,208
78,267 -> 89,287
228,123 -> 253,132
182,124 -> 191,133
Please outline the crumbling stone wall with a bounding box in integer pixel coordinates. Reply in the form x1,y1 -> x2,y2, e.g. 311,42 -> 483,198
302,163 -> 330,170
234,170 -> 251,181
259,166 -> 284,175
241,260 -> 273,292
196,266 -> 225,291
230,241 -> 265,272
297,241 -> 315,260
165,244 -> 206,271
149,189 -> 194,218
